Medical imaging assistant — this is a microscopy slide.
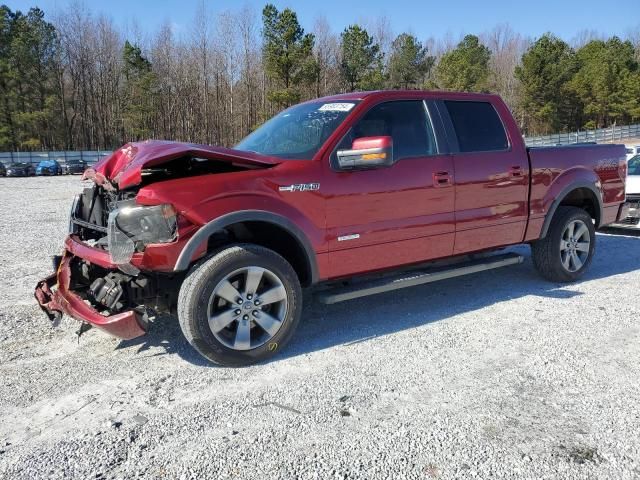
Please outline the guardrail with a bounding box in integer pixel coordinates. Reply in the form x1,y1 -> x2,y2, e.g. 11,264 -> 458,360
525,124 -> 640,147
0,150 -> 112,166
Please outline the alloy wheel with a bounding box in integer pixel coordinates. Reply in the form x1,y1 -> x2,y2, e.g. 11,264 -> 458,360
207,267 -> 288,351
559,219 -> 591,272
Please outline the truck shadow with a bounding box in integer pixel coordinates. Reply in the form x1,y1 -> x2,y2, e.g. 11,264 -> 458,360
120,231 -> 640,367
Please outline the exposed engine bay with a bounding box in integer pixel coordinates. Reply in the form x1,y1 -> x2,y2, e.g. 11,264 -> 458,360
61,255 -> 181,318
138,155 -> 263,186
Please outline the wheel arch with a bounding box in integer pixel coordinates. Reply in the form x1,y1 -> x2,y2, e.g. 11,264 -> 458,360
174,210 -> 319,286
540,181 -> 603,239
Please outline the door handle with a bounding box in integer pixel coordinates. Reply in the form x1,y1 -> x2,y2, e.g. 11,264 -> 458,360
510,166 -> 522,177
433,171 -> 452,187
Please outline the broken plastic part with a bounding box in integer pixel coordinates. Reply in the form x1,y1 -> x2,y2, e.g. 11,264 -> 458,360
107,209 -> 136,265
107,201 -> 177,266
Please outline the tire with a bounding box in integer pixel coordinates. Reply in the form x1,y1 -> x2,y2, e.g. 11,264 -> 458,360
177,244 -> 303,367
531,206 -> 596,282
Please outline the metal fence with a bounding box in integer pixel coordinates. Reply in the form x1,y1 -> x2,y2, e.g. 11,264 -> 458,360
0,150 -> 112,167
525,124 -> 640,147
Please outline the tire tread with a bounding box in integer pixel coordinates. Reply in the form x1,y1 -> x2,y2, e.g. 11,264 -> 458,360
177,244 -> 302,366
531,206 -> 595,282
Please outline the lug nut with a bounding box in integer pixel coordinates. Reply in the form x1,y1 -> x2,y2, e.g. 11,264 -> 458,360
254,300 -> 260,306
247,294 -> 253,300
237,298 -> 243,304
243,315 -> 249,321
252,310 -> 259,317
235,309 -> 241,315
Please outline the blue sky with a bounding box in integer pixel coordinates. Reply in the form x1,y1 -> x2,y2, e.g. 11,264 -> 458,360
6,0 -> 640,43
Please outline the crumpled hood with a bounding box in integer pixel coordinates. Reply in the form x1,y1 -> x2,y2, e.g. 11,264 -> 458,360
92,140 -> 282,189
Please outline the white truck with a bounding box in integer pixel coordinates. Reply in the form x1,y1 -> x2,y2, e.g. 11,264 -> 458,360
613,154 -> 640,229
626,145 -> 640,161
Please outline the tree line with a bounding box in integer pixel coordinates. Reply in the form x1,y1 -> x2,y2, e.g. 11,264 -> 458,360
1,3 -> 639,152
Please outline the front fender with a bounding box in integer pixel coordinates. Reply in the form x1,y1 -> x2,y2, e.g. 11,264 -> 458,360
173,210 -> 320,284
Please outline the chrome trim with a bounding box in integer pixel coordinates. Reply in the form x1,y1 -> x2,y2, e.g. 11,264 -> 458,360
338,234 -> 360,241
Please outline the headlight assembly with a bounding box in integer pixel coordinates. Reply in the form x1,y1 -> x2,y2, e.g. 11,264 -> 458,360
107,201 -> 177,265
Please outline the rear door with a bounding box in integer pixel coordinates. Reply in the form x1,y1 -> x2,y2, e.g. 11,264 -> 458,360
439,99 -> 529,254
324,99 -> 456,278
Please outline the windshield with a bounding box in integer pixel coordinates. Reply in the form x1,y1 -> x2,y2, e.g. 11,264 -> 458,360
235,101 -> 359,160
628,155 -> 640,176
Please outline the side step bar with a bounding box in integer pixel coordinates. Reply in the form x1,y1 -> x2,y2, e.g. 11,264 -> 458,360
316,252 -> 524,304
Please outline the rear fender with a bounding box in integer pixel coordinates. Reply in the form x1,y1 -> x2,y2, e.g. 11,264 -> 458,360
539,172 -> 603,238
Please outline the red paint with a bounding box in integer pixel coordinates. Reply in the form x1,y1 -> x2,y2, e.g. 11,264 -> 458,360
35,253 -> 146,340
94,141 -> 282,190
36,90 -> 628,340
351,136 -> 392,150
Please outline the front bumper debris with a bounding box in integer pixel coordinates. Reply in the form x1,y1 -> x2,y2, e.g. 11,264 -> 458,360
34,252 -> 147,340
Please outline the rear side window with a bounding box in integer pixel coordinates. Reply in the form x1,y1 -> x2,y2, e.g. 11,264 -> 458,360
336,100 -> 437,161
445,101 -> 509,153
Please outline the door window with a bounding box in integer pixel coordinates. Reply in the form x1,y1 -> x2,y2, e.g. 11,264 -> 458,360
336,101 -> 437,161
444,101 -> 509,153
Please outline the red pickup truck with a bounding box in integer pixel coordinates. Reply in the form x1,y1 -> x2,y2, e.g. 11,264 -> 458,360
35,90 -> 627,366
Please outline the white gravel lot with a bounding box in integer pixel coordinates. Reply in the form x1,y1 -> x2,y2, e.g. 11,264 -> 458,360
0,175 -> 639,480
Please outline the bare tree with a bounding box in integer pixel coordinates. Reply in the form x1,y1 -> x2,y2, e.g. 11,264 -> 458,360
624,24 -> 640,61
237,5 -> 262,133
571,29 -> 604,49
313,16 -> 341,97
191,1 -> 213,143
481,24 -> 529,114
12,1 -> 636,151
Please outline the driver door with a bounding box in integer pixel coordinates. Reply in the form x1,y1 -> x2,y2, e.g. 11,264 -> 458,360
323,99 -> 455,278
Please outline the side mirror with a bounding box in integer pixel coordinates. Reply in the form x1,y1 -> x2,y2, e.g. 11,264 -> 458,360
336,136 -> 394,170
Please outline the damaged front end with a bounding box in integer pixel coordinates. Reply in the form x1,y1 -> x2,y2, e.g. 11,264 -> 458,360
35,180 -> 183,340
35,253 -> 154,339
34,140 -> 280,339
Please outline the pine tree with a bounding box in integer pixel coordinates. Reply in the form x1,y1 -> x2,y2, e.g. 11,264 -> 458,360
515,34 -> 579,134
436,35 -> 491,92
262,4 -> 316,107
121,40 -> 156,140
388,33 -> 433,89
340,25 -> 384,91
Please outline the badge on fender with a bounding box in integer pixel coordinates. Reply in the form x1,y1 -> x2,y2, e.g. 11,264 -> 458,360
279,183 -> 320,192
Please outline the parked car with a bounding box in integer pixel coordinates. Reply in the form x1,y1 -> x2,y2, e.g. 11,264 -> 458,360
0,162 -> 6,176
6,162 -> 35,177
626,145 -> 640,161
61,159 -> 88,175
36,159 -> 62,176
36,90 -> 628,366
611,154 -> 640,229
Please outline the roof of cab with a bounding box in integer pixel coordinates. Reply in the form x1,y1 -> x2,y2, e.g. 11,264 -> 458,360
305,89 -> 502,104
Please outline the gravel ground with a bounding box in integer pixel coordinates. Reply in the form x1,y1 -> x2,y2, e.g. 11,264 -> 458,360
0,175 -> 639,480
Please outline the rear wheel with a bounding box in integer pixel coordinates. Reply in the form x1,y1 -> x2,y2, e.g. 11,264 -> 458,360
531,206 -> 595,282
177,244 -> 302,366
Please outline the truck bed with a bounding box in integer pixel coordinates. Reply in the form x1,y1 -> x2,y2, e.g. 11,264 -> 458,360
524,143 -> 627,239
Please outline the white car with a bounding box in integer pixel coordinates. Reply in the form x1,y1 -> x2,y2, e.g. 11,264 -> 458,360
626,145 -> 640,161
613,154 -> 640,229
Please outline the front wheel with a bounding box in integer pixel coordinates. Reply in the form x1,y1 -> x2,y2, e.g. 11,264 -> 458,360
531,206 -> 596,282
177,244 -> 303,366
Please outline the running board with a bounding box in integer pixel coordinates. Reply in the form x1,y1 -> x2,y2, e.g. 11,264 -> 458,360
316,252 -> 524,304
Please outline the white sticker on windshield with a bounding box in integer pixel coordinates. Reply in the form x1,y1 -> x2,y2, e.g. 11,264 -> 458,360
318,103 -> 355,112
